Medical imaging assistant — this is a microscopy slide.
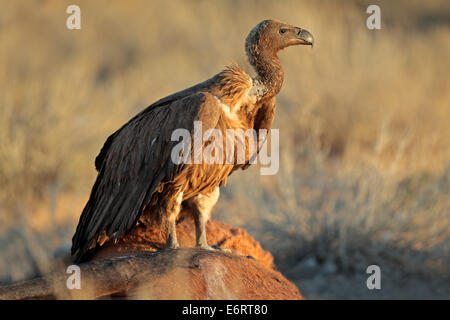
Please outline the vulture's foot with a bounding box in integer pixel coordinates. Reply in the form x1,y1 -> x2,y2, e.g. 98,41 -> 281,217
198,245 -> 232,253
166,240 -> 180,250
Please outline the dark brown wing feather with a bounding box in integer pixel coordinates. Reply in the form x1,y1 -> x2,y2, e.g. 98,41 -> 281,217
95,78 -> 216,172
71,92 -> 221,262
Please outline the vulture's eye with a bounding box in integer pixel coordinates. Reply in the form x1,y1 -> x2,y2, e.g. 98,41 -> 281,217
279,28 -> 287,34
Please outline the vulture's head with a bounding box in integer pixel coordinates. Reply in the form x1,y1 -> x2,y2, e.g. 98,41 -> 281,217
246,19 -> 314,56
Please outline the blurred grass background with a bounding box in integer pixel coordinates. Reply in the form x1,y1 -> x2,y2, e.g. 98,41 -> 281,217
0,0 -> 449,298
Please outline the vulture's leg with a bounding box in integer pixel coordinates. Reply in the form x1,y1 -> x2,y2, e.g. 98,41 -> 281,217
166,192 -> 183,249
190,187 -> 220,248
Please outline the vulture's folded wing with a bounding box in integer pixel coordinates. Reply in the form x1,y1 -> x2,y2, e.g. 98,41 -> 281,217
71,92 -> 221,262
241,97 -> 276,170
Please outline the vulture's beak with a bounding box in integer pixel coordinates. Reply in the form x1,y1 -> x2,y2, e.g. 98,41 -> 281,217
296,28 -> 314,47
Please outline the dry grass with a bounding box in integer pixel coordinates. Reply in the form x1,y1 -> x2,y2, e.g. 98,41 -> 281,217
0,0 -> 449,298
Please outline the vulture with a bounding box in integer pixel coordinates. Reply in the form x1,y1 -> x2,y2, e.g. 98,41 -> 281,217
71,19 -> 314,263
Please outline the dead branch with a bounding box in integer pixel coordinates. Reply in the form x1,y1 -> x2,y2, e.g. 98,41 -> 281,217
0,248 -> 303,300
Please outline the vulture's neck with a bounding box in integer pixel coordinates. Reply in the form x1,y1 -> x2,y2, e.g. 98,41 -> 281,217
247,47 -> 284,100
